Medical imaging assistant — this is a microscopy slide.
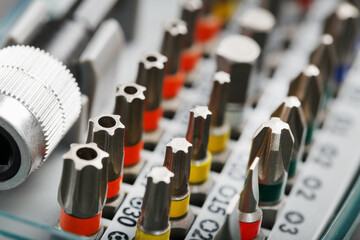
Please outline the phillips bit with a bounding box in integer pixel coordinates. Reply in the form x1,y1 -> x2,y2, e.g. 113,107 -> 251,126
136,52 -> 168,132
309,34 -> 337,93
114,83 -> 146,166
161,19 -> 188,99
58,143 -> 109,236
186,106 -> 212,184
135,167 -> 174,240
288,64 -> 322,145
163,138 -> 193,239
248,117 -> 294,206
238,7 -> 276,53
216,35 -> 260,133
86,114 -> 125,201
324,2 -> 359,67
271,97 -> 306,180
239,157 -> 263,240
208,71 -> 231,153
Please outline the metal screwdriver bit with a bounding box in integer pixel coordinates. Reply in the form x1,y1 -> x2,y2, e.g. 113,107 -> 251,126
137,167 -> 174,236
288,65 -> 322,133
271,97 -> 306,178
248,117 -> 294,205
208,71 -> 231,127
309,34 -> 337,89
238,7 -> 276,51
239,157 -> 260,214
163,138 -> 192,197
260,0 -> 283,19
114,83 -> 146,147
181,0 -> 203,49
324,2 -> 359,63
86,114 -> 125,189
186,106 -> 212,160
136,52 -> 168,111
58,143 -> 109,219
161,19 -> 188,75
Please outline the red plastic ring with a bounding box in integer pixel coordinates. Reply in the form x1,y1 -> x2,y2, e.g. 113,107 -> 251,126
107,174 -> 123,199
59,209 -> 101,236
162,72 -> 186,99
124,141 -> 144,166
195,16 -> 222,43
180,47 -> 202,72
143,107 -> 163,132
239,218 -> 262,240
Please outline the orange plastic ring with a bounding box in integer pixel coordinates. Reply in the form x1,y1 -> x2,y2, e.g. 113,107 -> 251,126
59,209 -> 101,236
195,16 -> 222,43
107,174 -> 123,199
180,48 -> 202,72
124,141 -> 144,166
143,107 -> 163,132
162,71 -> 186,99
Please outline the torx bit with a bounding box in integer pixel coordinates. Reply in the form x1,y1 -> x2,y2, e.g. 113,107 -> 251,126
309,34 -> 337,93
238,7 -> 276,52
161,19 -> 188,99
324,2 -> 359,71
271,97 -> 306,180
114,83 -> 146,166
135,167 -> 174,240
239,157 -> 263,240
208,71 -> 231,153
216,35 -> 260,133
248,117 -> 294,205
58,143 -> 109,236
186,106 -> 212,184
288,64 -> 322,145
163,138 -> 192,218
136,51 -> 168,132
86,114 -> 125,200
181,0 -> 203,49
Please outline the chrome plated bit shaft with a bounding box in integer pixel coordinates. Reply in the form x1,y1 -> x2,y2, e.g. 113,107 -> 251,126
86,114 -> 125,189
181,0 -> 203,49
271,97 -> 306,179
186,106 -> 212,160
137,167 -> 174,236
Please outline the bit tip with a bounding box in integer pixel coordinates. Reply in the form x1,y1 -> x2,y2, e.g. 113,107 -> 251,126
164,19 -> 188,36
89,114 -> 125,136
140,52 -> 168,70
147,166 -> 174,184
238,7 -> 275,32
166,138 -> 192,153
214,71 -> 231,84
239,157 -> 259,213
181,0 -> 203,12
65,143 -> 109,170
116,83 -> 146,102
191,105 -> 212,119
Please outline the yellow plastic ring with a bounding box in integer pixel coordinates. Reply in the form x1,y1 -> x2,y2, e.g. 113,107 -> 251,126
208,129 -> 230,153
190,152 -> 212,184
135,226 -> 171,240
170,193 -> 190,218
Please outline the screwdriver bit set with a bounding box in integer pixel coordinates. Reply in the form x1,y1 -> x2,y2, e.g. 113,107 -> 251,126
1,0 -> 360,239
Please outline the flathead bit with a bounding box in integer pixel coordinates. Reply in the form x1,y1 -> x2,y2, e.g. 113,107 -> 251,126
309,34 -> 337,88
138,167 -> 174,234
181,0 -> 203,48
288,65 -> 322,128
238,7 -> 276,51
324,2 -> 359,62
58,143 -> 109,218
208,71 -> 231,127
248,117 -> 294,186
186,106 -> 212,160
239,157 -> 260,214
271,97 -> 306,177
163,138 -> 192,197
114,83 -> 146,146
161,19 -> 188,75
136,52 -> 168,111
216,35 -> 260,105
87,114 -> 125,182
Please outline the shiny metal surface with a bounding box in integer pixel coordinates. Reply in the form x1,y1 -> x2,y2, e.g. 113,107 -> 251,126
114,83 -> 146,146
136,51 -> 168,111
0,46 -> 81,190
138,166 -> 173,235
58,143 -> 109,218
181,0 -> 203,48
186,106 -> 212,160
87,114 -> 125,182
163,138 -> 192,197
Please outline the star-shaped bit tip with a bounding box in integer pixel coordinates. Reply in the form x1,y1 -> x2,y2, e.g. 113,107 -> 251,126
166,138 -> 192,153
147,166 -> 174,184
191,106 -> 212,119
214,71 -> 231,84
